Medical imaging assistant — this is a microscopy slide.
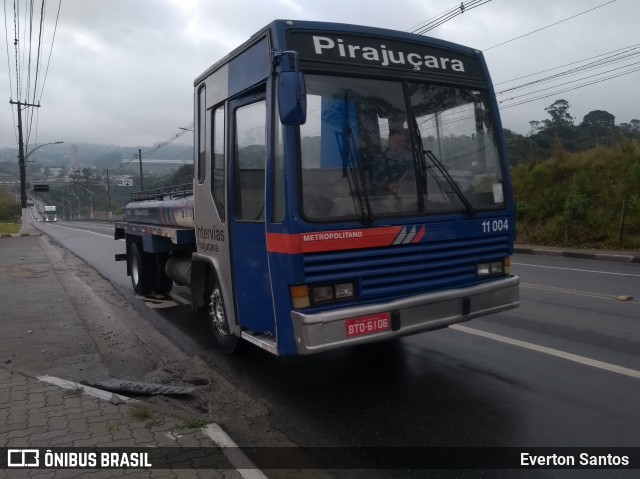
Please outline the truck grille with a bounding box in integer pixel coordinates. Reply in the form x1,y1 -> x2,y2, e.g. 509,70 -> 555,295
302,234 -> 510,300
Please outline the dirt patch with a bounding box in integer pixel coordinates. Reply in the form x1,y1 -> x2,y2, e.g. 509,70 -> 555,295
0,264 -> 44,279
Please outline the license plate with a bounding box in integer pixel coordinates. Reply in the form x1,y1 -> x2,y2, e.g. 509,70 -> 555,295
345,312 -> 391,337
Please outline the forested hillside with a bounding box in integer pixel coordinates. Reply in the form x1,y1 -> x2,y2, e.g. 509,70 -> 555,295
504,99 -> 640,165
507,100 -> 640,249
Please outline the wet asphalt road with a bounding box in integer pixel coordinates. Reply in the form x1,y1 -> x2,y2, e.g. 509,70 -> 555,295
34,220 -> 640,477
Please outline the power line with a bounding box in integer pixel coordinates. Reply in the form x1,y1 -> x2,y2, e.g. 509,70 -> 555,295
498,61 -> 640,103
37,0 -> 61,104
408,0 -> 492,35
3,0 -> 18,144
491,41 -> 640,109
498,67 -> 640,110
484,0 -> 618,51
494,43 -> 640,86
123,121 -> 195,165
5,0 -> 62,153
13,0 -> 20,101
495,47 -> 640,95
26,1 -> 47,147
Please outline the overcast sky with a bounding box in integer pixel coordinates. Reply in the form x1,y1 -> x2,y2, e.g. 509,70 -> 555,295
2,0 -> 638,151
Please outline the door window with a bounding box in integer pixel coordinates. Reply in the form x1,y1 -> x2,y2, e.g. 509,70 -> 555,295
234,99 -> 266,221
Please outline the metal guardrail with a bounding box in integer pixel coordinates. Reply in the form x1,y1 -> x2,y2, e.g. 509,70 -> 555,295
130,183 -> 193,202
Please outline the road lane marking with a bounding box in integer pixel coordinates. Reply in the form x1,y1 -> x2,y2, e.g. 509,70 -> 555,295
451,324 -> 640,380
45,223 -> 113,238
521,282 -> 639,303
513,262 -> 640,277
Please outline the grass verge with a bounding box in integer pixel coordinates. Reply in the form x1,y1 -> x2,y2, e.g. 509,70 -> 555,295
0,222 -> 20,235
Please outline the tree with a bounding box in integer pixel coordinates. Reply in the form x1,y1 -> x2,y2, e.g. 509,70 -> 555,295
620,119 -> 640,134
581,110 -> 615,129
541,99 -> 575,129
164,164 -> 194,186
528,120 -> 540,136
504,129 -> 538,165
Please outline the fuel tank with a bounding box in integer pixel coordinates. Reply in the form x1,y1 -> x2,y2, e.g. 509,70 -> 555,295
123,195 -> 194,228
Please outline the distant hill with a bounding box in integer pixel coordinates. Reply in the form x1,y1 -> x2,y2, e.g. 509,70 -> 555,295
0,142 -> 193,169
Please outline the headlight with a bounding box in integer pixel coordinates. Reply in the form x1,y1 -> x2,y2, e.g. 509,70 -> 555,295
477,258 -> 509,277
312,285 -> 334,303
477,263 -> 491,276
334,282 -> 354,299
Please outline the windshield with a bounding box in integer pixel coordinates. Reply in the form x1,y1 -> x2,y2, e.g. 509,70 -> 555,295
299,75 -> 505,221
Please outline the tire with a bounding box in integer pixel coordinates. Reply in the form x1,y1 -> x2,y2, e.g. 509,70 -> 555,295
155,253 -> 173,294
130,242 -> 155,295
208,283 -> 239,354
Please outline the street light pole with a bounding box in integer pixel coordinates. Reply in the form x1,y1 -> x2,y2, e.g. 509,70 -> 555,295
66,191 -> 80,220
62,198 -> 72,220
73,183 -> 94,220
21,140 -> 63,208
25,141 -> 64,162
106,169 -> 112,220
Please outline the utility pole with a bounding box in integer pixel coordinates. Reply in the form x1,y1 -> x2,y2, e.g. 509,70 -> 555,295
138,148 -> 144,191
9,99 -> 40,208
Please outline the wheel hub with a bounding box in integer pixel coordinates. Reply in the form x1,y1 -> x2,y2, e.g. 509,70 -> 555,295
210,288 -> 230,336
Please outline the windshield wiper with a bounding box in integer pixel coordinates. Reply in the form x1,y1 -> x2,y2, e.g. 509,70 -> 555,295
423,149 -> 475,217
342,90 -> 373,224
405,97 -> 474,217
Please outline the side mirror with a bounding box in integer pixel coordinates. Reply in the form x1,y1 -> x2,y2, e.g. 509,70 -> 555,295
278,71 -> 307,125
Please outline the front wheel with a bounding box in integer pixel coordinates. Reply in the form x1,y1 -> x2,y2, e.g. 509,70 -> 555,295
209,284 -> 239,354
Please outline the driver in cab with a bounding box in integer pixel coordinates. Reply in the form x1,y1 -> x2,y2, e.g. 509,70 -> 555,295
372,131 -> 414,195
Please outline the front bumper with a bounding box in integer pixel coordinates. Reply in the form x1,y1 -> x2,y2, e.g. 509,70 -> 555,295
291,275 -> 519,354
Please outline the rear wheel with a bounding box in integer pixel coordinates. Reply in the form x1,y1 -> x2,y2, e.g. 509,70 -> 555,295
130,242 -> 155,295
209,283 -> 239,354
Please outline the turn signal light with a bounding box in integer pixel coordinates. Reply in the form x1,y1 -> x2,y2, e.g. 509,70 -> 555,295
290,285 -> 310,309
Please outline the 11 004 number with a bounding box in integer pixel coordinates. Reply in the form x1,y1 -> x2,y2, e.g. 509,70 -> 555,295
481,219 -> 509,233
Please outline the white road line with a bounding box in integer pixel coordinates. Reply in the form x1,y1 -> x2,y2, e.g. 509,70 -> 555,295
513,262 -> 640,277
451,324 -> 640,380
45,223 -> 113,238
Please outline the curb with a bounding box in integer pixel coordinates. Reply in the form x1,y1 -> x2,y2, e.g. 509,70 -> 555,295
2,367 -> 265,479
37,374 -> 132,404
0,232 -> 41,238
514,247 -> 640,264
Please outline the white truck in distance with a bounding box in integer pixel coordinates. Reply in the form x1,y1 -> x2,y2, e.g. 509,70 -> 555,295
43,205 -> 57,222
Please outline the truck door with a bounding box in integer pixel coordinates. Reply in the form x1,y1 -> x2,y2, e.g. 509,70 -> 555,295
228,92 -> 276,336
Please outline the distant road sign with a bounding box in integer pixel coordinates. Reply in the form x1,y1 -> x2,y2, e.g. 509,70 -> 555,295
117,178 -> 133,187
33,184 -> 50,192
